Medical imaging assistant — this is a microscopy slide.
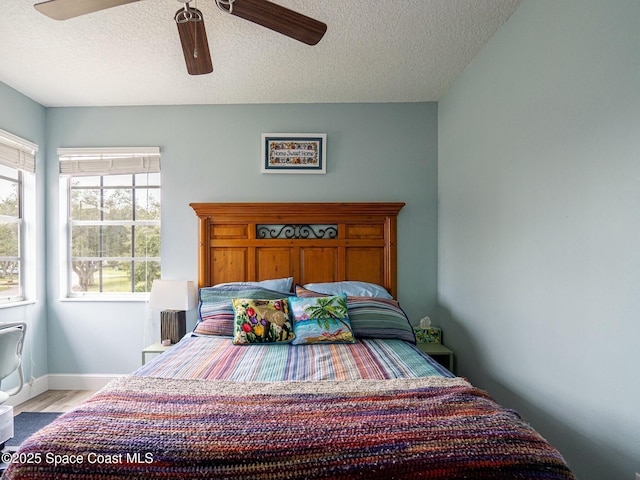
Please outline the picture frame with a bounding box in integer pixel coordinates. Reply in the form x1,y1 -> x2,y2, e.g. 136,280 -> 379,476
261,133 -> 326,174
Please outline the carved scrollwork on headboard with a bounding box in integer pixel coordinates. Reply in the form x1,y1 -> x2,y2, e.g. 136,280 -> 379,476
256,224 -> 338,239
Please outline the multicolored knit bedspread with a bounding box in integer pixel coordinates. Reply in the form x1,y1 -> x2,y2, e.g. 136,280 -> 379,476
3,376 -> 575,480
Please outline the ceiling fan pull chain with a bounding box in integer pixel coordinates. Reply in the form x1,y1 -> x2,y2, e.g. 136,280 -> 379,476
193,8 -> 200,58
215,0 -> 235,14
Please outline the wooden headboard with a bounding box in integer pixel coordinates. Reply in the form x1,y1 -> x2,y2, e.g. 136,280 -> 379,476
190,202 -> 405,298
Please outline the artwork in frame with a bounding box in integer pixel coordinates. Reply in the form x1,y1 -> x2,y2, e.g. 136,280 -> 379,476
261,133 -> 326,174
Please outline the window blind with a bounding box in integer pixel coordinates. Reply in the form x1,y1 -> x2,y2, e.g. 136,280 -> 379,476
59,147 -> 161,176
0,128 -> 38,173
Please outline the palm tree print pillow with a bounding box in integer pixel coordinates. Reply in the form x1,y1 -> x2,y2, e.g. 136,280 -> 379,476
232,298 -> 295,344
289,294 -> 356,345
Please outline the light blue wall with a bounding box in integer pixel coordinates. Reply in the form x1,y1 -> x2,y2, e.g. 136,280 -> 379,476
438,1 -> 640,479
0,82 -> 48,389
45,103 -> 439,373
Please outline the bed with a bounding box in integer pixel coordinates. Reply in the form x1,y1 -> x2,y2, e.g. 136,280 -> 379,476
2,202 -> 575,479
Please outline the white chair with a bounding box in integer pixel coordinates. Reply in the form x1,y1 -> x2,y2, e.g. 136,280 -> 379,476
0,322 -> 26,450
0,322 -> 27,405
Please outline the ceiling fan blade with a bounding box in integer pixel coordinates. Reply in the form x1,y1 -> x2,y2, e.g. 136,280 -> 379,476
229,0 -> 327,46
175,7 -> 213,75
34,0 -> 140,20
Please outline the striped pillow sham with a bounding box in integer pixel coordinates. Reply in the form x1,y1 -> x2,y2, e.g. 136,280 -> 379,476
294,285 -> 416,344
195,285 -> 292,337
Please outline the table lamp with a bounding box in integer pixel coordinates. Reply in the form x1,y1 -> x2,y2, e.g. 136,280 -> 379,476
149,279 -> 197,344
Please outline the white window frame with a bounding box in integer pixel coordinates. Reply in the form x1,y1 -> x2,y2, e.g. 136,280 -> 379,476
0,128 -> 37,306
59,147 -> 161,300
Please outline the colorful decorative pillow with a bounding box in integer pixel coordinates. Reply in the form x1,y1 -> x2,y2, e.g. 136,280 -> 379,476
195,285 -> 292,336
232,298 -> 295,344
303,281 -> 392,299
289,294 -> 356,345
295,285 -> 416,344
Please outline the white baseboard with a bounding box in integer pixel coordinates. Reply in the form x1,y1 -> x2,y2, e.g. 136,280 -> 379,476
3,375 -> 48,407
47,374 -> 124,391
3,374 -> 125,407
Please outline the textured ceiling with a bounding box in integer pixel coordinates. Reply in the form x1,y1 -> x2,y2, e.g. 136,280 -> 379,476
0,0 -> 521,107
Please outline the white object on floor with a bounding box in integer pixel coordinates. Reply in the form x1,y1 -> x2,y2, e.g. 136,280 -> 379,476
0,405 -> 13,445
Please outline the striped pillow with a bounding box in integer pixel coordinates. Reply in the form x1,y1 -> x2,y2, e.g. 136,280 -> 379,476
195,285 -> 293,336
294,285 -> 416,344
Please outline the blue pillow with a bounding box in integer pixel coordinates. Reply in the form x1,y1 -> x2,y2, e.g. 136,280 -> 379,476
303,281 -> 392,299
215,277 -> 293,292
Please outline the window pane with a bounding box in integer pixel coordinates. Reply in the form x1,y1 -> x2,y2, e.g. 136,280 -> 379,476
135,172 -> 160,186
132,260 -> 160,292
70,259 -> 159,293
99,261 -> 132,293
0,261 -> 21,300
102,225 -> 132,257
134,225 -> 160,257
0,177 -> 19,217
0,164 -> 19,180
103,188 -> 132,220
0,222 -> 19,256
71,260 -> 130,293
0,159 -> 25,304
70,260 -> 101,292
71,225 -> 101,257
135,188 -> 160,220
72,225 -> 132,258
72,176 -> 100,187
103,174 -> 132,187
71,189 -> 102,220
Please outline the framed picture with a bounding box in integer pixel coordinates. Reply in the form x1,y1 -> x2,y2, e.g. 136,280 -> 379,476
261,133 -> 326,174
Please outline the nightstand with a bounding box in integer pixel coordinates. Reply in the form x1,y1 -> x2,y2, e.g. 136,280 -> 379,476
141,342 -> 173,365
416,343 -> 455,374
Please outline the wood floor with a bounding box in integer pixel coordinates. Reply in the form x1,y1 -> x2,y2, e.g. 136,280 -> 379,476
13,390 -> 95,415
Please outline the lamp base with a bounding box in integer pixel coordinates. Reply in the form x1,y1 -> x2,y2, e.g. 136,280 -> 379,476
160,310 -> 186,344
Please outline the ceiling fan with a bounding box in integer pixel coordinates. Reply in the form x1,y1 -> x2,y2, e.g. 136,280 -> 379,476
33,0 -> 327,76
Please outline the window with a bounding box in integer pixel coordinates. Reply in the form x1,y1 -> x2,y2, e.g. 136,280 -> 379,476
0,129 -> 37,304
59,148 -> 161,298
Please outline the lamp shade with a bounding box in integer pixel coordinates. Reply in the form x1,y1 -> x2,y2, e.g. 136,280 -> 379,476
149,280 -> 197,311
